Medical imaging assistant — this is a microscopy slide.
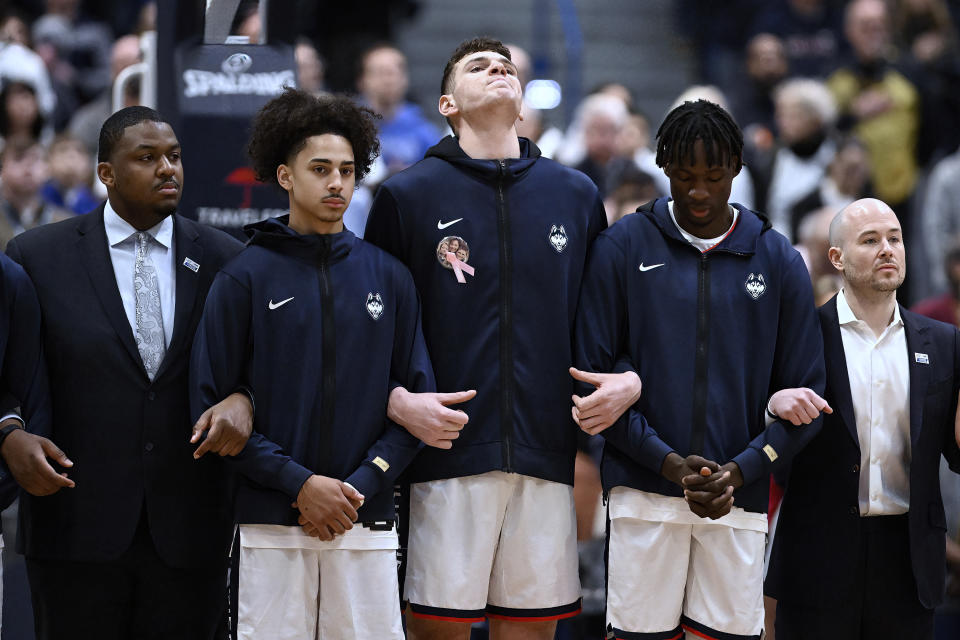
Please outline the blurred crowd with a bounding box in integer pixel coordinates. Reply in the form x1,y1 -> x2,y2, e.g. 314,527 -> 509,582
0,0 -> 959,637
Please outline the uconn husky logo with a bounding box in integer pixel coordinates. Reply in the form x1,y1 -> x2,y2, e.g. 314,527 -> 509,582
745,273 -> 767,300
366,293 -> 384,320
549,225 -> 568,253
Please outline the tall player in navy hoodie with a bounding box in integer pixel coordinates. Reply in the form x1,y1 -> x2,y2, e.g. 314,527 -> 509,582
191,90 -> 436,639
365,37 -> 642,640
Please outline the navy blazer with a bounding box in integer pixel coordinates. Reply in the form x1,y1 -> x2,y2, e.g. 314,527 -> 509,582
766,295 -> 960,609
6,206 -> 242,569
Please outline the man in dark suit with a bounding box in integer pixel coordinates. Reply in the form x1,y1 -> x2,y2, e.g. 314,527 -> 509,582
765,197 -> 960,638
1,106 -> 252,639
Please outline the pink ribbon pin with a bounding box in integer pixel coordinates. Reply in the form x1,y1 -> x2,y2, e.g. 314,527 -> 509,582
446,251 -> 475,284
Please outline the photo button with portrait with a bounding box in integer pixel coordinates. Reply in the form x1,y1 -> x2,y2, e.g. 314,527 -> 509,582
437,235 -> 470,269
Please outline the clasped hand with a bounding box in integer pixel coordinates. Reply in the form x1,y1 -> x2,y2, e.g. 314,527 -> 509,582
661,453 -> 743,520
293,475 -> 365,541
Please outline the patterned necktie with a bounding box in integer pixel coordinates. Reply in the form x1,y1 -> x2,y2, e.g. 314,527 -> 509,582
133,231 -> 166,380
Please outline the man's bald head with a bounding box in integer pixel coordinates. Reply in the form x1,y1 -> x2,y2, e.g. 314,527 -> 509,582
827,197 -> 905,295
828,198 -> 896,248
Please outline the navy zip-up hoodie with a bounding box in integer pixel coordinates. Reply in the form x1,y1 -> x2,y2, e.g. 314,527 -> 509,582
574,198 -> 826,513
365,136 -> 607,485
190,217 -> 433,524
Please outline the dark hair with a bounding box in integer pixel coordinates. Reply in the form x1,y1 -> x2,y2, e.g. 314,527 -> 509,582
655,99 -> 743,171
0,134 -> 42,164
247,88 -> 380,184
440,36 -> 511,96
440,36 -> 512,132
0,81 -> 43,141
97,106 -> 168,162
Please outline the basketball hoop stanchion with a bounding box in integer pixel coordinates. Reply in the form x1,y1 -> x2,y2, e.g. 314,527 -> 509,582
155,0 -> 295,235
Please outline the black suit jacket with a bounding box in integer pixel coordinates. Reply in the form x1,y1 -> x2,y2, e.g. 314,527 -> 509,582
6,206 -> 243,568
766,295 -> 960,609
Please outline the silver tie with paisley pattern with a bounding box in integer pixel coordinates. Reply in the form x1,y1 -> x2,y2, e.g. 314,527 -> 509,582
134,231 -> 166,380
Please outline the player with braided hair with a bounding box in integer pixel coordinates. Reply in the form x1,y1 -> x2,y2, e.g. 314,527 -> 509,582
574,99 -> 826,639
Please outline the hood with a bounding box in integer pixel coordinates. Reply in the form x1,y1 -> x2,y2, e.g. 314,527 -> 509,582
423,135 -> 542,181
642,197 -> 772,255
244,215 -> 356,266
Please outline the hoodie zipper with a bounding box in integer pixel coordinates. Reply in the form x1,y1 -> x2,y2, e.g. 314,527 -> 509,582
316,241 -> 336,471
496,160 -> 514,472
690,253 -> 709,455
688,245 -> 751,455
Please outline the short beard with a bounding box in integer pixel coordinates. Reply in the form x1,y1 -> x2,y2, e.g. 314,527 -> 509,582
871,271 -> 905,293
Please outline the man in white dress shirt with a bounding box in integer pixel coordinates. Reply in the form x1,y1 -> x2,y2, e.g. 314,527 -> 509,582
765,198 -> 960,639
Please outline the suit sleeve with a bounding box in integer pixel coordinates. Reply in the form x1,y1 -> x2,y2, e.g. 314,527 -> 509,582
343,267 -> 434,500
0,260 -> 52,439
364,185 -> 410,264
944,326 -> 960,472
190,270 -> 314,499
731,250 -> 827,487
0,258 -> 52,496
573,233 -> 675,473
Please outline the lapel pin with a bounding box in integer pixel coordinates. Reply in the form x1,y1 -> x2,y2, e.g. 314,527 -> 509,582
914,352 -> 929,365
182,257 -> 200,273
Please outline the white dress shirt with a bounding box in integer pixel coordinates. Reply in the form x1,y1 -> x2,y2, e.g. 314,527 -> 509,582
103,200 -> 176,349
836,288 -> 911,516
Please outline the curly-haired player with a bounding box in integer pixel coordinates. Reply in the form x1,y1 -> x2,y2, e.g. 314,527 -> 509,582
191,88 -> 443,639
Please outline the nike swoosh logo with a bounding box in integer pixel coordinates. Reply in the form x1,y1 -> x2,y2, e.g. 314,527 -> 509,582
437,218 -> 463,230
638,263 -> 665,272
268,296 -> 294,310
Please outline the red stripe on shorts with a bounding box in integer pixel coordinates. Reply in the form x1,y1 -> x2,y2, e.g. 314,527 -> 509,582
486,606 -> 582,622
682,623 -> 721,640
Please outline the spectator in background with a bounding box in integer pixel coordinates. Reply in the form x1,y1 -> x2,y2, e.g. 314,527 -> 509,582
828,0 -> 920,213
937,455 -> 960,640
757,78 -> 838,241
730,32 -> 789,152
295,38 -> 325,95
356,43 -> 441,177
593,82 -> 636,113
617,109 -> 652,164
751,0 -> 846,78
296,0 -> 420,93
0,27 -> 56,125
68,34 -> 141,156
911,245 -> 960,326
0,80 -> 48,145
32,0 -> 113,105
0,8 -> 31,47
675,0 -> 765,91
790,135 -> 873,235
795,205 -> 843,306
566,93 -> 631,199
40,133 -> 99,215
0,137 -> 69,250
923,146 -> 960,294
893,0 -> 960,166
508,43 -> 565,159
603,164 -> 659,225
30,5 -> 79,131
